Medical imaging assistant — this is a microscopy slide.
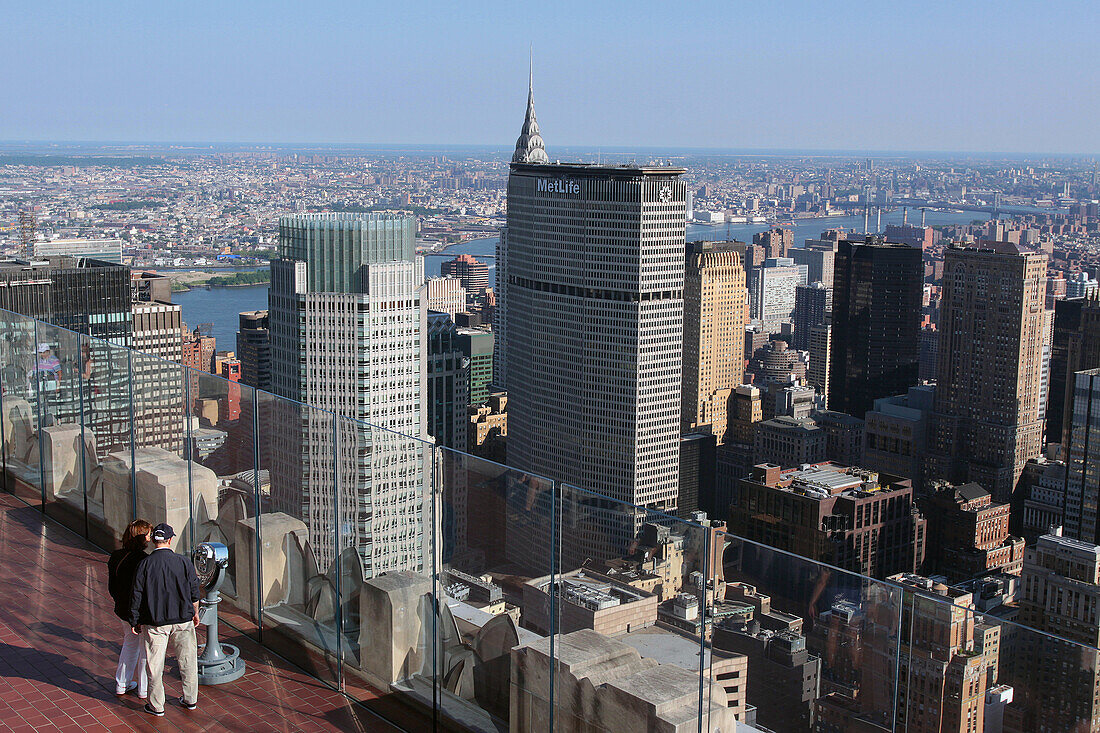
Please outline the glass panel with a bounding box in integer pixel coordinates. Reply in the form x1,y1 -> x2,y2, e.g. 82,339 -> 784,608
554,484 -> 708,732
37,322 -> 90,536
0,310 -> 41,504
995,612 -> 1099,732
126,349 -> 192,554
0,311 -> 6,495
252,392 -> 340,688
429,446 -> 555,730
81,333 -> 136,549
187,370 -> 259,638
892,576 -> 1100,733
338,418 -> 434,727
706,530 -> 903,732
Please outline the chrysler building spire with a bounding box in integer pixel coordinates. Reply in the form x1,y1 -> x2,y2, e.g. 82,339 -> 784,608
512,51 -> 549,164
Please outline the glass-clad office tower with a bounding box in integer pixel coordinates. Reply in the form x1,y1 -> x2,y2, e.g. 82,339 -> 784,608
828,239 -> 923,419
268,213 -> 428,576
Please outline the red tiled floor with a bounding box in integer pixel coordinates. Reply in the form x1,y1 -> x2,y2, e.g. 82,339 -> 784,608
0,493 -> 405,732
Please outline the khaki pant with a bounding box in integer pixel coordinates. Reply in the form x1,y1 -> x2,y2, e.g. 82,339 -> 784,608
142,621 -> 198,712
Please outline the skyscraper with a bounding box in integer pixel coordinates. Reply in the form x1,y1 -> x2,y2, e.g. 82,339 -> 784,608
753,227 -> 793,259
927,243 -> 1048,503
1064,368 -> 1100,544
828,238 -> 923,419
889,573 -> 1000,733
424,276 -> 466,318
681,240 -> 745,443
455,327 -> 493,407
862,385 -> 934,493
1048,297 -> 1085,448
180,325 -> 216,398
792,282 -> 827,351
790,239 -> 836,309
503,160 -> 687,560
131,300 -> 184,451
236,310 -> 271,392
807,324 -> 832,407
0,257 -> 133,345
441,253 -> 490,295
426,311 -> 469,453
749,257 -> 806,335
268,213 -> 427,576
1060,295 -> 1100,453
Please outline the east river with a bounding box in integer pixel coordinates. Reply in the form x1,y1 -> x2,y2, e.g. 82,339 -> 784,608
174,208 -> 985,346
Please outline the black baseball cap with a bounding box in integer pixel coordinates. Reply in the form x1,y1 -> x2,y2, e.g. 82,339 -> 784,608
151,523 -> 175,541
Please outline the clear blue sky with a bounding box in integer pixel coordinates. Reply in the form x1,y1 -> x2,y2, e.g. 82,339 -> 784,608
4,0 -> 1098,154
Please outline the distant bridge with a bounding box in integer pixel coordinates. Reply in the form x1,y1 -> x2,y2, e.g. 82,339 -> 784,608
834,197 -> 1063,217
420,251 -> 496,259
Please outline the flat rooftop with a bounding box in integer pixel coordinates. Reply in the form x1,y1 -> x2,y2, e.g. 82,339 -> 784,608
755,462 -> 911,500
620,627 -> 717,670
510,161 -> 687,177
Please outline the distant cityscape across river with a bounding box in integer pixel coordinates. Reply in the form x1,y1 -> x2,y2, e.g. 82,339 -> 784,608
174,208 -> 985,346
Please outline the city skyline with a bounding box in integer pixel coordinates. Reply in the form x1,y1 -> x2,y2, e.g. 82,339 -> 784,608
5,2 -> 1100,154
6,51 -> 1100,732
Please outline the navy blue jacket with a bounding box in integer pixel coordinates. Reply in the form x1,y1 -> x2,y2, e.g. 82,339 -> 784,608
128,548 -> 200,628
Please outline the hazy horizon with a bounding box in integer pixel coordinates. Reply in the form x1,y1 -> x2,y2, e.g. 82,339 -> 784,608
5,0 -> 1099,155
0,140 -> 1096,160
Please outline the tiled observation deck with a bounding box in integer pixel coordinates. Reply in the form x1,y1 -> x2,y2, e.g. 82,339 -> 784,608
0,493 -> 400,733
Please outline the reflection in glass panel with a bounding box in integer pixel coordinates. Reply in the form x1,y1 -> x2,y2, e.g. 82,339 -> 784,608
187,371 -> 259,613
553,485 -> 731,731
331,419 -> 435,726
127,350 -> 199,553
426,446 -> 554,730
38,323 -> 90,535
1000,532 -> 1100,732
247,394 -> 336,686
253,395 -> 341,687
703,531 -> 908,732
81,336 -> 135,546
0,312 -> 44,504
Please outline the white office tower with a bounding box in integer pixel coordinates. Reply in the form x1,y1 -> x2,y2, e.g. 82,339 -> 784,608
504,162 -> 687,567
749,257 -> 808,335
34,238 -> 125,263
424,276 -> 467,319
269,213 -> 428,577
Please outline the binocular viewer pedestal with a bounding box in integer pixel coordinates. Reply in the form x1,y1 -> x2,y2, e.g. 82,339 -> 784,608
194,542 -> 245,685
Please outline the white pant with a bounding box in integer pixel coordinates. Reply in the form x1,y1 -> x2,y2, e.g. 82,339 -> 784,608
115,621 -> 148,696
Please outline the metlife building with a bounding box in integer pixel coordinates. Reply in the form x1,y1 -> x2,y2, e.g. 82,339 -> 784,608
502,163 -> 687,566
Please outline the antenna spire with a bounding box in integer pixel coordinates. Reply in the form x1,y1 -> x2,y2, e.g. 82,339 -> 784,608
512,46 -> 549,164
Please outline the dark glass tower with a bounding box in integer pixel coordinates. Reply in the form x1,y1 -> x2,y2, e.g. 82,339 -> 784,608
236,310 -> 271,392
792,282 -> 828,351
828,238 -> 923,419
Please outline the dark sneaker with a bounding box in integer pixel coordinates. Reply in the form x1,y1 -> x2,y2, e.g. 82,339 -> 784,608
179,696 -> 197,710
143,703 -> 164,717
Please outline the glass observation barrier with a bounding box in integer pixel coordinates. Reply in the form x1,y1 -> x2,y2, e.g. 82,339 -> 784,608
2,305 -> 1098,732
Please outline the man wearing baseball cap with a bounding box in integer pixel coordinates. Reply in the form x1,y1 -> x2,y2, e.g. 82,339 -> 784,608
128,523 -> 200,716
